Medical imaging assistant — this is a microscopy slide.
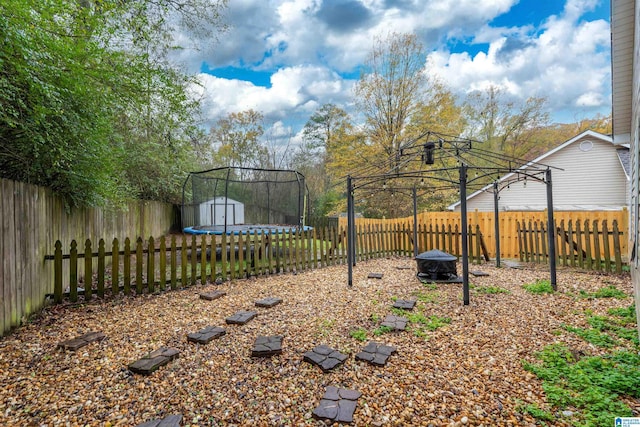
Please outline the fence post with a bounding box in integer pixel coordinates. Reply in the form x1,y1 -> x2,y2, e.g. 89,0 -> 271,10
84,239 -> 92,301
136,237 -> 143,294
159,236 -> 166,291
147,236 -> 156,294
170,235 -> 177,289
200,235 -> 208,283
97,238 -> 105,298
112,238 -> 120,296
124,238 -> 131,295
613,220 -> 622,273
54,241 -> 62,303
593,220 -> 601,271
70,240 -> 78,302
602,220 -> 612,272
190,235 -> 197,286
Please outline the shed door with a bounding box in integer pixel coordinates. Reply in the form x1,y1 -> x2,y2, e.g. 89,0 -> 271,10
212,203 -> 236,225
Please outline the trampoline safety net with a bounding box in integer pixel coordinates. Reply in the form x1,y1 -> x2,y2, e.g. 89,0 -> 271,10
181,167 -> 308,233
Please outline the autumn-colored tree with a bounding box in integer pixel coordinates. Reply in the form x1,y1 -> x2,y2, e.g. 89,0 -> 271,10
463,85 -> 549,161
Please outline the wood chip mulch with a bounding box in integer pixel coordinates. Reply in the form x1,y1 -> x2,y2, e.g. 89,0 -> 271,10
0,257 -> 637,426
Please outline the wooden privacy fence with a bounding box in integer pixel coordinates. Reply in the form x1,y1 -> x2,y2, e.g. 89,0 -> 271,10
340,209 -> 629,260
48,223 -> 491,302
517,219 -> 625,273
1,177 -> 176,336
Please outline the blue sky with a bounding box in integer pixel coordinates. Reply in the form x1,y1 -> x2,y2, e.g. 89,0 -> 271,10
175,0 -> 611,146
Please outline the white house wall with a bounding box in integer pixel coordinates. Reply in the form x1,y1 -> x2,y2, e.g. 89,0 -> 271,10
455,135 -> 629,212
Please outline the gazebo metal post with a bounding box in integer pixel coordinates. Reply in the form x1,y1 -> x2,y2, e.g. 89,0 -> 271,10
413,185 -> 419,257
347,176 -> 354,287
546,169 -> 557,290
460,164 -> 470,305
493,181 -> 501,268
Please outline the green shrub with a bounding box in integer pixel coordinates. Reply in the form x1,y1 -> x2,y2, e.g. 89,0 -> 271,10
522,279 -> 554,294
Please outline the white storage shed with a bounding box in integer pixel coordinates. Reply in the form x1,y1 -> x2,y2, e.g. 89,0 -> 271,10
198,197 -> 244,226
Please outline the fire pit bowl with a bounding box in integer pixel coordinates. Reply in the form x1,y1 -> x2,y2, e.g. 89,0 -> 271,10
415,249 -> 458,281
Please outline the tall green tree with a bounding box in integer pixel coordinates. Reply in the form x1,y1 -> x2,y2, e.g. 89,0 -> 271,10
294,104 -> 354,219
209,110 -> 269,176
0,0 -> 227,206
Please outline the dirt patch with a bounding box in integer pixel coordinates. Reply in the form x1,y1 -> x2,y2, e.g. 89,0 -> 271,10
0,258 -> 636,426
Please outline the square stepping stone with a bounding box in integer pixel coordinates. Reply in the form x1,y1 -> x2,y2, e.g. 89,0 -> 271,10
128,347 -> 180,375
392,299 -> 416,310
225,310 -> 257,325
255,297 -> 282,308
380,314 -> 408,331
312,386 -> 362,424
187,326 -> 226,344
355,341 -> 397,366
251,335 -> 283,357
199,290 -> 226,301
57,331 -> 106,351
303,345 -> 348,372
136,414 -> 182,427
367,272 -> 383,279
471,270 -> 489,277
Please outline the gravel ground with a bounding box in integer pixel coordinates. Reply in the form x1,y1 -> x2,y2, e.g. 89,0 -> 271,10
0,258 -> 637,426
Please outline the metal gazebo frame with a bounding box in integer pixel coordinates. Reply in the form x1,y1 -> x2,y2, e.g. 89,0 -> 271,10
344,131 -> 562,305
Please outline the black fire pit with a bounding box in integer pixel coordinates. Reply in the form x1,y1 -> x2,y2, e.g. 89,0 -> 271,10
415,249 -> 460,282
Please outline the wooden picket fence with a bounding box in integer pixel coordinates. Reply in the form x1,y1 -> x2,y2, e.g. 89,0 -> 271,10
48,223 -> 490,303
517,219 -> 625,273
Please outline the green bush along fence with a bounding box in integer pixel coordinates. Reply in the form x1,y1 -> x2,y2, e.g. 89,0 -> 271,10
48,222 -> 491,302
517,219 -> 625,273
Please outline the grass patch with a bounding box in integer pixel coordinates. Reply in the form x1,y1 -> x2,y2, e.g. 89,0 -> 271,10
349,328 -> 367,342
522,279 -> 554,294
516,402 -> 555,422
523,344 -> 640,426
373,325 -> 394,336
562,306 -> 639,347
607,304 -> 636,323
412,290 -> 439,303
390,308 -> 452,336
561,324 -> 617,348
579,285 -> 627,300
421,282 -> 438,290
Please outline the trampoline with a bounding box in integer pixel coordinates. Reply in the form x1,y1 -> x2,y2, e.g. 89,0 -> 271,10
181,167 -> 310,235
184,224 -> 314,235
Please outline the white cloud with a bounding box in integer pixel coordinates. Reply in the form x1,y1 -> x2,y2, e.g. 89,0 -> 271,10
426,2 -> 611,120
193,64 -> 354,128
181,0 -> 611,135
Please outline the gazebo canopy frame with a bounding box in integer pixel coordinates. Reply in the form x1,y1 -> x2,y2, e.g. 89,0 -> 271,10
345,130 -> 563,305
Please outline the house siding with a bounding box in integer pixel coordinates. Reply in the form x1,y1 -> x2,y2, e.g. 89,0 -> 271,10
454,135 -> 629,212
620,0 -> 640,340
